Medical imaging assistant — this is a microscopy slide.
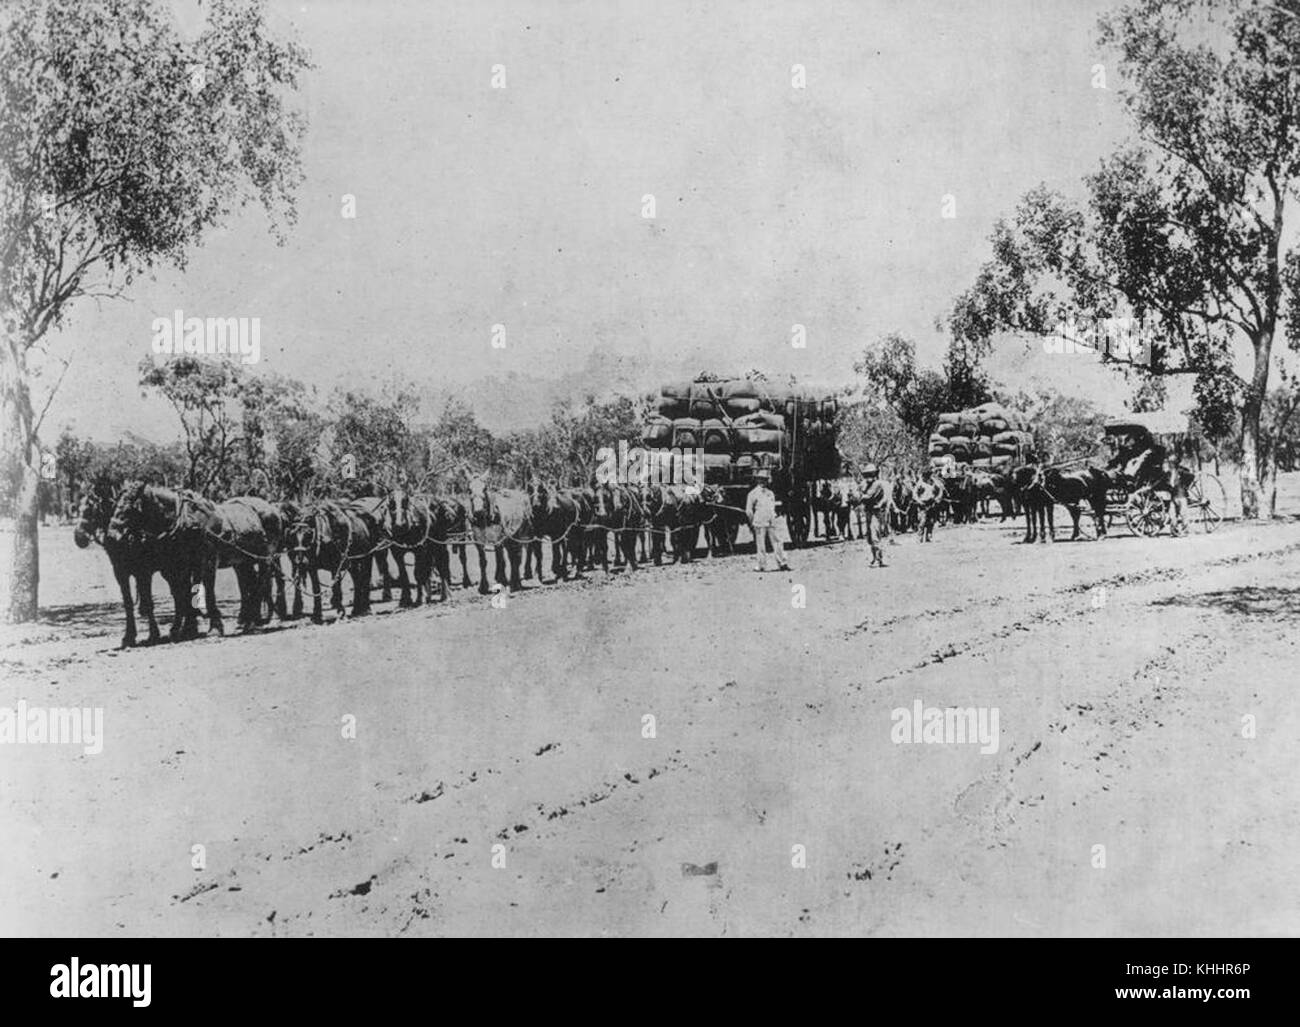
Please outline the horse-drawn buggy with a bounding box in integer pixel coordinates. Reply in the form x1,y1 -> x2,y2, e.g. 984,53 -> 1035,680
1100,412 -> 1226,537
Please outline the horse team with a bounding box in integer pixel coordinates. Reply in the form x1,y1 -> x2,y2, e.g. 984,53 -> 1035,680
72,459 -> 1117,649
74,473 -> 770,648
801,463 -> 1114,546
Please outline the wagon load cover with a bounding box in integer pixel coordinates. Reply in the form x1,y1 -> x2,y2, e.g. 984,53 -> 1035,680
644,376 -> 840,486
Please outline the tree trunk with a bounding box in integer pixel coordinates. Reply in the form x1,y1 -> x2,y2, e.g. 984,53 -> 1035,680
0,470 -> 40,623
1239,335 -> 1272,520
1240,405 -> 1263,519
0,332 -> 39,623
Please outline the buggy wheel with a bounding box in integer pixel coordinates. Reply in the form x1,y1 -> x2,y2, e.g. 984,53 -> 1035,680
1186,472 -> 1225,533
1124,490 -> 1167,537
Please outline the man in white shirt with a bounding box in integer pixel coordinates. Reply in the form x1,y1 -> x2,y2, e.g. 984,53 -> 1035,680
746,470 -> 791,572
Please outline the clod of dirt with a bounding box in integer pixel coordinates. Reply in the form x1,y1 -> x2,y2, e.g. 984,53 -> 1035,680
329,875 -> 377,899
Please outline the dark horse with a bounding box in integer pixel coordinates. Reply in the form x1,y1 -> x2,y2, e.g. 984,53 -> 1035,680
386,488 -> 476,602
210,495 -> 290,628
639,483 -> 704,565
382,485 -> 436,606
527,481 -> 585,582
889,476 -> 918,534
1039,466 -> 1111,541
285,500 -> 384,621
589,482 -> 644,572
969,470 -> 1017,521
74,482 -> 222,647
702,483 -> 744,556
783,483 -> 811,548
74,483 -> 173,647
1010,465 -> 1053,543
812,480 -> 841,540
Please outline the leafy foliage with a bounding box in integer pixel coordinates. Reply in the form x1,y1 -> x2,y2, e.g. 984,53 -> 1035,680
853,333 -> 991,450
947,0 -> 1300,513
0,0 -> 309,619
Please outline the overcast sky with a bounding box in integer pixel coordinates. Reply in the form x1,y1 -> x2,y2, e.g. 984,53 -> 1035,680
42,0 -> 1150,442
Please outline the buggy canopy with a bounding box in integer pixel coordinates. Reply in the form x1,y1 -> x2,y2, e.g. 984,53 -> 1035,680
1103,411 -> 1191,439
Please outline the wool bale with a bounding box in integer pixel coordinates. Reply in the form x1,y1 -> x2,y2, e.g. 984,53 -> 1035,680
689,397 -> 722,419
721,381 -> 759,400
724,397 -> 761,417
737,427 -> 782,452
643,416 -> 673,447
672,418 -> 702,449
700,420 -> 731,453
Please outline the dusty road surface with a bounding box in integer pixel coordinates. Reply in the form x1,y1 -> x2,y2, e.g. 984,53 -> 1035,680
2,514 -> 1299,937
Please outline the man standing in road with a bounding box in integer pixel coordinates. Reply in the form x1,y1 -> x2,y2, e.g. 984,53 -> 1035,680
913,468 -> 945,543
746,470 -> 791,572
859,464 -> 887,568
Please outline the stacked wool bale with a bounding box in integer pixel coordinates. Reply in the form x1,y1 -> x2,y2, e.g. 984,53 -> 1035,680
643,378 -> 839,483
928,403 -> 1033,469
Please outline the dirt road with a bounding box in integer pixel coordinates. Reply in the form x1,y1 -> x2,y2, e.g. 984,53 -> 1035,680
2,516 -> 1298,936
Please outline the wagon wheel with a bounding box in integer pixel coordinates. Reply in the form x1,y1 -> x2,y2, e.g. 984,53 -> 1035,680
1186,471 -> 1225,533
1124,489 -> 1167,537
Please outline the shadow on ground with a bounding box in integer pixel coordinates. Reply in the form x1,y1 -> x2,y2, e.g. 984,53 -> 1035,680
1152,585 -> 1300,619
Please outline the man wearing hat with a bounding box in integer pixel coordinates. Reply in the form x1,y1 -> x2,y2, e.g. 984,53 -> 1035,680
913,468 -> 945,543
859,464 -> 887,567
745,470 -> 791,572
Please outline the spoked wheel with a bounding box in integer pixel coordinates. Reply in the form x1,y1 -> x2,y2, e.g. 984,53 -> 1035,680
1186,472 -> 1225,533
1125,489 -> 1168,537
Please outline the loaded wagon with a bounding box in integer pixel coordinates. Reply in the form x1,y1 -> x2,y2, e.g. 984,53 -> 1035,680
929,402 -> 1035,472
642,375 -> 842,548
928,402 -> 1034,522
